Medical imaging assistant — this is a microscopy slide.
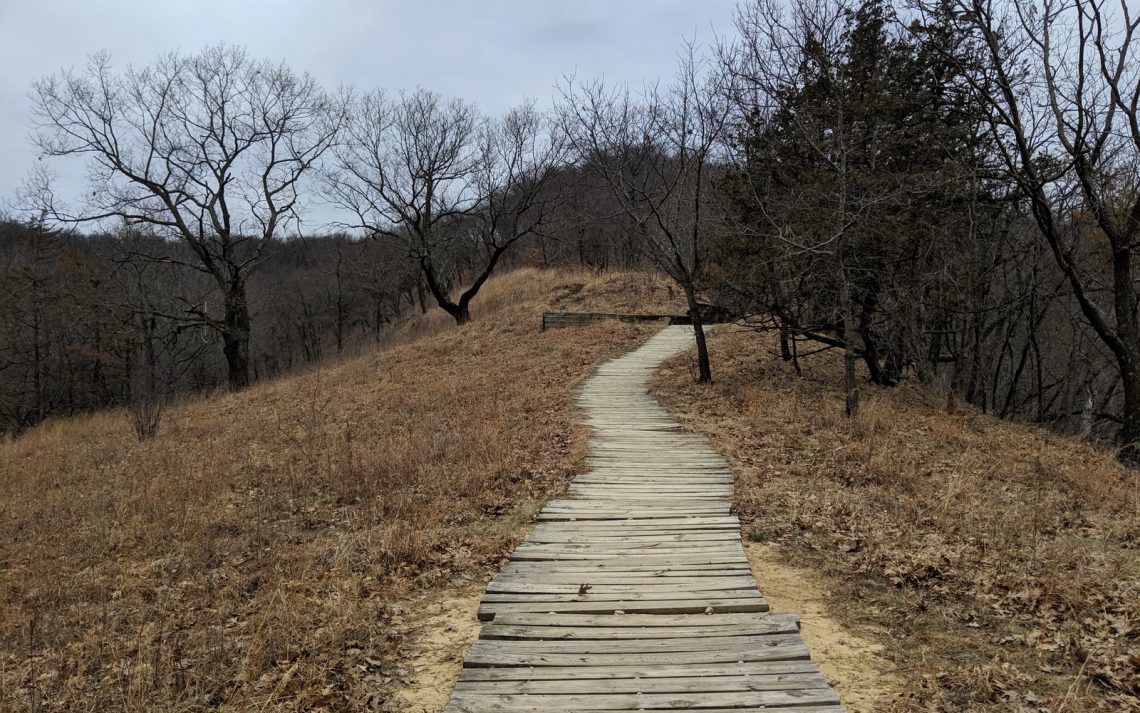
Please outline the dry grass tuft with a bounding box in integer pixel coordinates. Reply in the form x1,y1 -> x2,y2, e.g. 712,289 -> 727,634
653,327 -> 1139,713
0,267 -> 674,712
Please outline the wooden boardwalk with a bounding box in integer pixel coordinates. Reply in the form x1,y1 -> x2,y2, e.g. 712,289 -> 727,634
443,326 -> 845,712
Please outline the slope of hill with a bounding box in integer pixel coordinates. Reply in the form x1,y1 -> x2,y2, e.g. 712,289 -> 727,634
653,327 -> 1140,712
0,268 -> 683,712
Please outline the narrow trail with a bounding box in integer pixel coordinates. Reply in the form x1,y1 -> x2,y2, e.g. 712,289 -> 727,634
443,326 -> 845,712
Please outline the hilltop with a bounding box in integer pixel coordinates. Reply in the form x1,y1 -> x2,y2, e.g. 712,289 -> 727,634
0,269 -> 682,712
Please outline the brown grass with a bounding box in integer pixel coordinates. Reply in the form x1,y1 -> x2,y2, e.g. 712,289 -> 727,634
543,269 -> 690,315
653,327 -> 1140,712
0,267 -> 673,712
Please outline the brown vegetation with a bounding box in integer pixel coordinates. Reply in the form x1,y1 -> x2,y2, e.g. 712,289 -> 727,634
744,543 -> 899,713
545,271 -> 689,315
0,268 -> 668,712
653,327 -> 1139,712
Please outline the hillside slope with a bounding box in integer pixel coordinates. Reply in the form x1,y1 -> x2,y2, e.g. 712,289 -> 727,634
0,268 -> 682,712
653,327 -> 1139,712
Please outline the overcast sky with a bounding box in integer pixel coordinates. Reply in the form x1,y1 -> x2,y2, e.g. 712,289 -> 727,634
0,0 -> 738,222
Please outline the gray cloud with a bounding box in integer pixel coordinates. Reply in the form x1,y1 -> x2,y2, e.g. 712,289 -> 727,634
0,0 -> 737,221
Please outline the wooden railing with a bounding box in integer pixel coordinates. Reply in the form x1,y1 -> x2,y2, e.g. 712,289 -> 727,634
541,311 -> 692,330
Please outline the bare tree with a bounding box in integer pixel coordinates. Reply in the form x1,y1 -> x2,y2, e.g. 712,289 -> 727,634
328,89 -> 481,323
944,0 -> 1140,452
558,42 -> 730,382
328,90 -> 564,324
31,45 -> 346,389
463,103 -> 570,320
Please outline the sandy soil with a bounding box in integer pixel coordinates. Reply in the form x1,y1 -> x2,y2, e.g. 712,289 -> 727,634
386,546 -> 902,712
382,584 -> 484,712
746,542 -> 902,712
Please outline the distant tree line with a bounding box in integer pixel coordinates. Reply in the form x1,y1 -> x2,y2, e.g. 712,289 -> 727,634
0,172 -> 656,434
5,0 -> 1140,459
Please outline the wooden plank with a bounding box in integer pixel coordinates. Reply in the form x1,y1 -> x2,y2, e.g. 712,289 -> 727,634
496,568 -> 754,580
448,705 -> 845,713
453,659 -> 818,681
511,545 -> 747,558
481,590 -> 765,604
523,532 -> 741,542
477,620 -> 799,641
528,520 -> 740,531
444,688 -> 839,710
482,613 -> 799,629
487,579 -> 760,592
467,633 -> 802,655
452,671 -> 829,694
521,534 -> 741,545
497,563 -> 753,576
500,551 -> 749,562
487,577 -> 761,593
462,641 -> 810,667
514,539 -> 744,550
477,597 -> 770,620
536,510 -> 732,520
515,533 -> 743,545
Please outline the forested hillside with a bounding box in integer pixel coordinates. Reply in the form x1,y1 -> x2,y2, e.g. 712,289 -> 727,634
5,0 -> 1139,460
0,188 -> 653,434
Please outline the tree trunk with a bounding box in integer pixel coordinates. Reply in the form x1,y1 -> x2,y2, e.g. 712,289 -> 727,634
683,287 -> 712,383
837,262 -> 859,417
857,282 -> 892,385
453,302 -> 471,326
420,241 -> 512,327
538,233 -> 549,268
222,283 -> 251,391
1119,357 -> 1140,462
374,297 -> 385,344
415,274 -> 429,315
420,257 -> 471,326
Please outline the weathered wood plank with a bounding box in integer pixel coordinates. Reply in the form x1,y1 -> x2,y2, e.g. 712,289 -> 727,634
522,533 -> 740,545
452,659 -> 817,681
477,619 -> 799,641
503,557 -> 749,568
447,705 -> 846,713
478,598 -> 769,620
486,578 -> 761,594
445,688 -> 839,710
480,590 -> 766,604
462,641 -> 810,667
452,671 -> 829,694
466,633 -> 803,655
499,561 -> 753,572
482,612 -> 800,629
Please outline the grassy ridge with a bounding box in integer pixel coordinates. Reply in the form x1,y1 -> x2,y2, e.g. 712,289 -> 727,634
0,268 -> 677,712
